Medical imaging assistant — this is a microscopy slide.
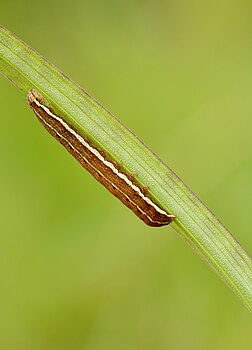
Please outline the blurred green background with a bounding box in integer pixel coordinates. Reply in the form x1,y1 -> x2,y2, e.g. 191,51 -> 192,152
1,1 -> 252,349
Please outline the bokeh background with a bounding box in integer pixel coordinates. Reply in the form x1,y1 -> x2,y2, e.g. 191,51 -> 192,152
1,1 -> 252,349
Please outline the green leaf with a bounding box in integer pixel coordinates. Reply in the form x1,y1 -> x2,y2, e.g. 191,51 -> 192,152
1,25 -> 252,311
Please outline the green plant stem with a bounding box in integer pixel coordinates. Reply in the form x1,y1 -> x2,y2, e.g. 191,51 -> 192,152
1,25 -> 252,311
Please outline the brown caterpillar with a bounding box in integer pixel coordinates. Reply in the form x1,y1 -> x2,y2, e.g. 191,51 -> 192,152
27,90 -> 175,227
